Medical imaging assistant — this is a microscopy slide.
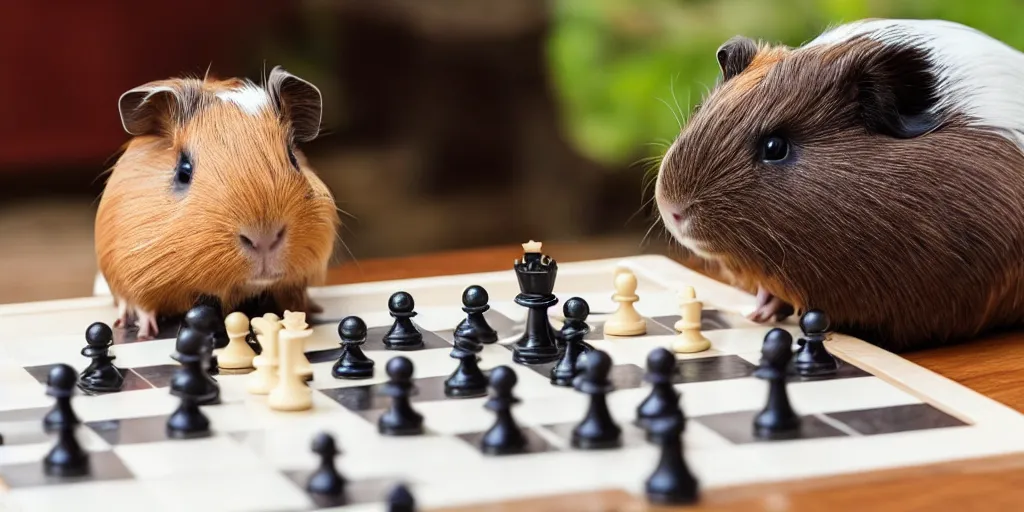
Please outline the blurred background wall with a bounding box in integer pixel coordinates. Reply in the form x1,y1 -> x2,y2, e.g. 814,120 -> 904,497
2,0 -> 1023,303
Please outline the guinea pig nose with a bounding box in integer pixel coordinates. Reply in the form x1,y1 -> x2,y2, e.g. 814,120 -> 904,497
671,213 -> 683,223
239,226 -> 286,253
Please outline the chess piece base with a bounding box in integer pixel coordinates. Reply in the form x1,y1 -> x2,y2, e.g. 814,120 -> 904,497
78,366 -> 125,394
512,294 -> 561,365
603,317 -> 647,337
794,342 -> 838,377
332,360 -> 374,379
218,347 -> 256,370
268,384 -> 313,411
672,331 -> 711,353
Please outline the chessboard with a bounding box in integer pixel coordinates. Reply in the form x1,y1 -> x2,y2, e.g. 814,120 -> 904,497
3,246 -> 1024,512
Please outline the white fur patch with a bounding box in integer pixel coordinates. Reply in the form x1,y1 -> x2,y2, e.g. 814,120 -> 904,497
805,19 -> 1024,150
216,83 -> 270,115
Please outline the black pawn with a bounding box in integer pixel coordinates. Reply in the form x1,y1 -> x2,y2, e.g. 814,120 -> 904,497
174,327 -> 219,405
455,285 -> 498,344
383,292 -> 424,350
444,327 -> 488,398
332,316 -> 374,379
185,304 -> 223,375
42,365 -> 89,477
644,412 -> 699,505
753,328 -> 801,438
793,309 -> 838,376
386,482 -> 416,512
43,364 -> 80,432
481,365 -> 527,455
571,350 -> 622,449
551,297 -> 594,386
378,356 -> 424,436
636,348 -> 682,435
306,432 -> 346,495
167,328 -> 212,439
79,322 -> 124,393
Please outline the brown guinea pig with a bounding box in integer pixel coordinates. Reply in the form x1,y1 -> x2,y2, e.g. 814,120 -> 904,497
95,66 -> 340,339
655,19 -> 1024,352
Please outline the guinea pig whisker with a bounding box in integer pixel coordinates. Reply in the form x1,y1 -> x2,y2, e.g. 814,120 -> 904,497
656,98 -> 683,131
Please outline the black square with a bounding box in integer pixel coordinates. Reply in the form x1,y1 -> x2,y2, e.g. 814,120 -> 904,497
673,355 -> 757,383
0,450 -> 134,489
281,472 -> 406,509
823,403 -> 969,436
304,347 -> 344,364
693,409 -> 848,444
651,308 -> 743,332
113,321 -> 180,344
361,324 -> 450,352
584,319 -> 674,341
542,419 -> 650,449
23,365 -> 155,394
516,361 -> 646,391
318,375 -> 461,412
455,426 -> 560,455
131,364 -> 180,388
85,415 -> 173,445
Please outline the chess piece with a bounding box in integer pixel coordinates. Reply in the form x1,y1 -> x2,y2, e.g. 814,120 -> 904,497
306,432 -> 346,496
167,329 -> 212,439
571,350 -> 622,449
481,365 -> 527,455
268,316 -> 314,412
282,310 -> 314,382
78,322 -> 125,393
753,328 -> 801,438
332,316 -> 375,379
636,348 -> 683,437
219,312 -> 256,369
455,285 -> 498,344
603,267 -> 646,336
512,240 -> 561,364
793,309 -> 838,376
551,297 -> 594,386
672,286 -> 711,353
43,364 -> 80,433
383,292 -> 425,350
248,313 -> 282,394
644,408 -> 699,505
378,356 -> 424,436
444,326 -> 488,398
185,304 -> 223,375
387,483 -> 416,512
174,327 -> 220,405
42,368 -> 89,477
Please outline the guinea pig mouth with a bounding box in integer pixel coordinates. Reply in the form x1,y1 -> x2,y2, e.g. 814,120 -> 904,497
247,276 -> 283,288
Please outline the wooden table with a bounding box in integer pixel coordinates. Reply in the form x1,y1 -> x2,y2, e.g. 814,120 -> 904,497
328,242 -> 1024,511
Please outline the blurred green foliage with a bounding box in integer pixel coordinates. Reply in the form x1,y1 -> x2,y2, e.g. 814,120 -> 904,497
546,0 -> 1024,169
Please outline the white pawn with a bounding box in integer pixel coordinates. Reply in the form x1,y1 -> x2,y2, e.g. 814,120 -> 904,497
219,312 -> 256,370
603,266 -> 646,336
268,319 -> 313,412
672,286 -> 711,353
247,313 -> 282,395
281,310 -> 314,382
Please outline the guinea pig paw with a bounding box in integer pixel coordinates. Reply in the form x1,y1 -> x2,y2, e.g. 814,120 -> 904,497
114,300 -> 131,328
133,308 -> 160,340
748,287 -> 795,323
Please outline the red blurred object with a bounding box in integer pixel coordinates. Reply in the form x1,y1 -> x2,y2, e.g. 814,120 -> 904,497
0,1 -> 289,171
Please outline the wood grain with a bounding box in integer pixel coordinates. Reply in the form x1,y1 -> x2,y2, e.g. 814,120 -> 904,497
326,242 -> 1024,511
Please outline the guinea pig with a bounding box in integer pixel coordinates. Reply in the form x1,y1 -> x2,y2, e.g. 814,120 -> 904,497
655,19 -> 1024,352
95,66 -> 340,340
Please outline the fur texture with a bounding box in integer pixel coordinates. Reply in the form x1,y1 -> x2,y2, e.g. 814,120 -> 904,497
96,67 -> 340,339
656,19 -> 1024,352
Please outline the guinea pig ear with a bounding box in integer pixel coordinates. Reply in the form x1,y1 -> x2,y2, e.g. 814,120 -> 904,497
267,66 -> 322,142
118,80 -> 200,136
717,36 -> 758,81
848,45 -> 942,138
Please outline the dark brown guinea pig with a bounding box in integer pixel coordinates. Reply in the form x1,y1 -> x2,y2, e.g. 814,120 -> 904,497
95,66 -> 340,339
655,19 -> 1024,352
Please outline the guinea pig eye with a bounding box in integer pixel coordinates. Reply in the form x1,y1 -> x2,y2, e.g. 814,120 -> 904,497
760,135 -> 790,163
287,146 -> 300,171
174,152 -> 193,187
